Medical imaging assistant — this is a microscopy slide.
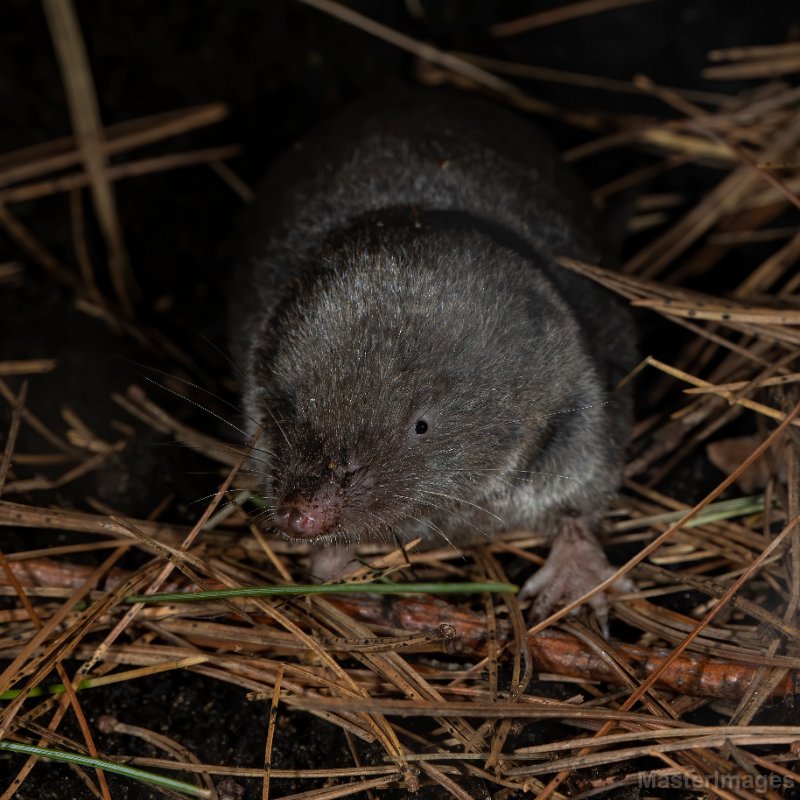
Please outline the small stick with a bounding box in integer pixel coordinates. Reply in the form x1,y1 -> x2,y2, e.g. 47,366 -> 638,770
43,0 -> 137,315
262,664 -> 284,800
1,145 -> 242,206
490,0 -> 658,37
0,360 -> 57,376
0,103 -> 228,188
0,381 -> 27,496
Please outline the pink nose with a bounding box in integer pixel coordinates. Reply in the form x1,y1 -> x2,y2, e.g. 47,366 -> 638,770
274,499 -> 332,538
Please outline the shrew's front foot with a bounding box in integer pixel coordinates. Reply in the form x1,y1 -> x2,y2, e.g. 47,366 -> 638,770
519,518 -> 633,636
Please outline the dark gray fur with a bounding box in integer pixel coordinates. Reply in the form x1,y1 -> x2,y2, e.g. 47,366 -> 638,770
229,90 -> 636,553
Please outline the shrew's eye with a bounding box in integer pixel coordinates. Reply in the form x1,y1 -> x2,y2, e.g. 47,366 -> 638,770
414,419 -> 429,435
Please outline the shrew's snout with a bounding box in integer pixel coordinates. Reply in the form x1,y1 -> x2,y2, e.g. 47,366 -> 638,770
275,493 -> 339,538
273,459 -> 368,539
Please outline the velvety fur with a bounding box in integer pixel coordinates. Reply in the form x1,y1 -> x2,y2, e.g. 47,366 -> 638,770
228,89 -> 636,560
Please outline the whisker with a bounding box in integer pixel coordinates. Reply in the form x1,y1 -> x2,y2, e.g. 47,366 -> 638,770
197,332 -> 248,383
186,488 -> 245,507
543,400 -> 610,417
132,374 -> 286,472
141,375 -> 251,439
404,513 -> 462,555
186,466 -> 266,477
418,489 -> 505,525
127,357 -> 264,436
449,467 -> 583,483
248,508 -> 277,528
153,440 -> 274,468
259,403 -> 294,458
394,493 -> 489,541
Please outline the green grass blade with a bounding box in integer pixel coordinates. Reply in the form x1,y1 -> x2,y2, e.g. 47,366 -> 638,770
124,581 -> 517,605
0,741 -> 210,797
